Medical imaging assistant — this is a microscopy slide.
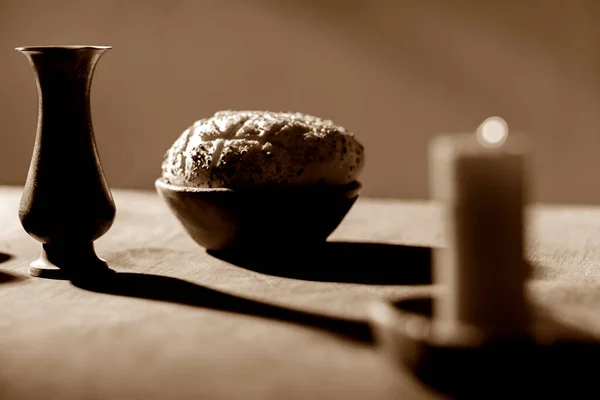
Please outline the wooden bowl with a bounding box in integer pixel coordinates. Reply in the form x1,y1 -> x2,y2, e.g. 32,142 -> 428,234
155,179 -> 361,251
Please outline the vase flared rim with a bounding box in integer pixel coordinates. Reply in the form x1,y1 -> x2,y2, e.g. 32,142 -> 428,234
15,45 -> 112,52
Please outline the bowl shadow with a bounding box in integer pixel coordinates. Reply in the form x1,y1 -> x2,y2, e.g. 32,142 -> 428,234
208,241 -> 433,285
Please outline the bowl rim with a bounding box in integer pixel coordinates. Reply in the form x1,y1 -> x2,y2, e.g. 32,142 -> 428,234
154,178 -> 362,194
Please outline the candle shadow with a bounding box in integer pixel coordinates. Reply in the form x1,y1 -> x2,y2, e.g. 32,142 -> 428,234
386,296 -> 600,398
70,271 -> 373,344
208,241 -> 433,285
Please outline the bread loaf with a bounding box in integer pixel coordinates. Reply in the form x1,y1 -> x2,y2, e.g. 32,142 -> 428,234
161,110 -> 364,188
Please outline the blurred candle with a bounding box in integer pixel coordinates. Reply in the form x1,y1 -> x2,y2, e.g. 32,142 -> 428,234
429,117 -> 530,339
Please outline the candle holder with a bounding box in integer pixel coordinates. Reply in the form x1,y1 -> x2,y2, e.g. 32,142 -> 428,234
369,295 -> 600,398
16,45 -> 116,280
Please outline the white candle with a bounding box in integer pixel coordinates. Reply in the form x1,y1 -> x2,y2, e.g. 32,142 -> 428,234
429,117 -> 530,339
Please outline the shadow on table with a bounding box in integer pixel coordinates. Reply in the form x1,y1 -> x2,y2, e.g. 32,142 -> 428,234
71,241 -> 432,344
209,241 -> 433,285
71,272 -> 374,344
0,270 -> 22,284
382,296 -> 600,398
0,253 -> 22,285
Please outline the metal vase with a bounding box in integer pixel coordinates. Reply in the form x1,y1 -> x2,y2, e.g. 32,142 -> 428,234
16,45 -> 116,280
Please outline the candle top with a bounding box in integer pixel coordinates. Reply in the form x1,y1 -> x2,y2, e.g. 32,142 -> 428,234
430,117 -> 526,159
477,117 -> 508,147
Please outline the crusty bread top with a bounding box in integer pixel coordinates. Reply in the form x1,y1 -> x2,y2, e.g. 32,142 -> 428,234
161,110 -> 365,188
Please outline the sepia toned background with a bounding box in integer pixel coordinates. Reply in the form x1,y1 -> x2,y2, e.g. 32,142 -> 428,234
1,0 -> 599,203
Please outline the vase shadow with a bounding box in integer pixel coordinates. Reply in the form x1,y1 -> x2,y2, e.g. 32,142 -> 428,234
0,252 -> 13,264
70,272 -> 373,344
0,270 -> 22,284
208,241 -> 433,285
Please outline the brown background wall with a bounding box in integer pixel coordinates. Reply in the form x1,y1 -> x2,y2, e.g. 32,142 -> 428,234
1,0 -> 599,203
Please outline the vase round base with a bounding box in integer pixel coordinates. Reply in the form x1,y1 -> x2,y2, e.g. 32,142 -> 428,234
29,241 -> 115,281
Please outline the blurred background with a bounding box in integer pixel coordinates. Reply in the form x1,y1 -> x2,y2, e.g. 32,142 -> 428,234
1,0 -> 599,203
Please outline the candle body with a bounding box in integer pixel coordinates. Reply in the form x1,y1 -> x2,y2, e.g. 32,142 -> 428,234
430,134 -> 530,339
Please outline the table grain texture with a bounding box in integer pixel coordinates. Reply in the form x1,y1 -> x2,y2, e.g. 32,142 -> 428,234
2,186 -> 600,400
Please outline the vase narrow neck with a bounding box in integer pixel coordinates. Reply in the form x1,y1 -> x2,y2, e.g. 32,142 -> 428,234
18,47 -> 110,126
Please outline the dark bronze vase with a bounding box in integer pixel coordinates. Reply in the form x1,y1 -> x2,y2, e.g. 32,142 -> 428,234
16,45 -> 116,280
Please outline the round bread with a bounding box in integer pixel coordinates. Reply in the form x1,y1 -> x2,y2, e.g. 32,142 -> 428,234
161,110 -> 365,189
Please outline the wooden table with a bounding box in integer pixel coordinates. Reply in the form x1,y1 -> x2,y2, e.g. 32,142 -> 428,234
2,186 -> 600,400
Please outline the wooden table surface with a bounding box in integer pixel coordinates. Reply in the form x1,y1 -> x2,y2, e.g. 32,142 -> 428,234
2,186 -> 600,400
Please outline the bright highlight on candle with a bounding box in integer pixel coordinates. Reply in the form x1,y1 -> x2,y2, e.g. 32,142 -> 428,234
477,116 -> 508,147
